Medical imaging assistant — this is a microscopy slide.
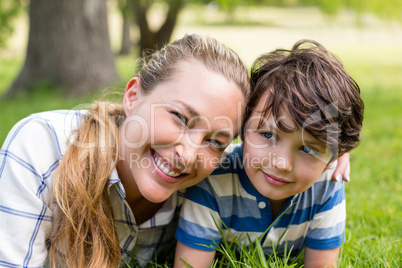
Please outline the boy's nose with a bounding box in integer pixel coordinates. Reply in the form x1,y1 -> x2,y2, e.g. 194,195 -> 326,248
273,146 -> 293,173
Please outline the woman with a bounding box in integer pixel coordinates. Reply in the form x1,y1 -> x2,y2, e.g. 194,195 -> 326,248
0,34 -> 250,268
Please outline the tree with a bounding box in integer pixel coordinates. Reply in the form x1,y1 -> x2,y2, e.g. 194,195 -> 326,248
129,0 -> 185,56
5,0 -> 118,97
0,0 -> 24,48
117,0 -> 132,55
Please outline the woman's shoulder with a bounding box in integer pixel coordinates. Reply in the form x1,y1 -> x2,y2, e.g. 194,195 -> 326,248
2,109 -> 89,157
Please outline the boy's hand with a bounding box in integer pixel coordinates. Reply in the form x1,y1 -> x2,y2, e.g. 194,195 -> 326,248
304,247 -> 340,268
331,153 -> 350,182
174,242 -> 215,268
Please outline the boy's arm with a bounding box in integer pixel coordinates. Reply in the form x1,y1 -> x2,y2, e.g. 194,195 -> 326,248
304,247 -> 340,268
174,242 -> 215,268
304,170 -> 345,268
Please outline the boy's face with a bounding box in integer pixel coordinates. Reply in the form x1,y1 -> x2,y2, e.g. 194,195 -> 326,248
243,93 -> 333,201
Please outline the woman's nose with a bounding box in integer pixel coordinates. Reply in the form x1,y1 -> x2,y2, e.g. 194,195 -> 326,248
174,132 -> 204,170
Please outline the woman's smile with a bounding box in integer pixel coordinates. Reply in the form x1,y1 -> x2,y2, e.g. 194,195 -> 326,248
152,150 -> 186,181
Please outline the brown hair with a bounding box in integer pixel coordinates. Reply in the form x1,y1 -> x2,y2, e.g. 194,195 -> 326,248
50,34 -> 250,267
243,39 -> 364,159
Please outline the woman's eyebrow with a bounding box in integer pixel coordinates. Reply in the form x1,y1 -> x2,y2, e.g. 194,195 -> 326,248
174,100 -> 200,118
175,100 -> 233,139
214,131 -> 232,139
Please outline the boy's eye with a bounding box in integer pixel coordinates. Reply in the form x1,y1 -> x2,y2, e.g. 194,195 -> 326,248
262,132 -> 276,141
300,145 -> 319,156
173,112 -> 188,125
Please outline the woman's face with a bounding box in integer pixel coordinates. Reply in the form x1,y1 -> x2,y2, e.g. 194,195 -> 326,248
119,61 -> 245,203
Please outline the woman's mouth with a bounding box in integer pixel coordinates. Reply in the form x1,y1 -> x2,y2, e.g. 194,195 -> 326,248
152,150 -> 184,180
153,155 -> 181,177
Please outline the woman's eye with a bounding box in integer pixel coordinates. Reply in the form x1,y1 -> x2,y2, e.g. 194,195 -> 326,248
173,112 -> 188,125
209,139 -> 225,150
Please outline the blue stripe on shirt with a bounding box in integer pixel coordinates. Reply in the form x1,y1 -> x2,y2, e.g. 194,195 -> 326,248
1,151 -> 42,179
185,184 -> 218,212
305,233 -> 343,250
176,224 -> 219,251
307,221 -> 345,240
0,205 -> 51,221
23,204 -> 48,267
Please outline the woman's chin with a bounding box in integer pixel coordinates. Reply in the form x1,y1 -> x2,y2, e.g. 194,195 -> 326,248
141,187 -> 174,204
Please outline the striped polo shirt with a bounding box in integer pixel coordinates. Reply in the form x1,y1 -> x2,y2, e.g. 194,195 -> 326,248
0,110 -> 182,268
176,145 -> 345,255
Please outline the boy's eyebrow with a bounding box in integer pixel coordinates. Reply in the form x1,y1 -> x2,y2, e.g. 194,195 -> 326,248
258,117 -> 276,129
303,137 -> 324,145
262,119 -> 326,147
301,135 -> 326,148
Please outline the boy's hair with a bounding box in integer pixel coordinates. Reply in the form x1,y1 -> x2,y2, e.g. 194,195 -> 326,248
243,39 -> 364,159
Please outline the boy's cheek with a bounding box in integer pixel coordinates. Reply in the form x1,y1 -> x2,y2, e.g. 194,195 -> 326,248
244,131 -> 264,148
243,147 -> 272,170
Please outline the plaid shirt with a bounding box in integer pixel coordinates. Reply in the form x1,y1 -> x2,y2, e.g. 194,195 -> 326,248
0,110 -> 182,268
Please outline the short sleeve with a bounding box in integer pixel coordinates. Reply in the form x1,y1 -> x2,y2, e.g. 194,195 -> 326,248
305,179 -> 346,250
175,180 -> 223,251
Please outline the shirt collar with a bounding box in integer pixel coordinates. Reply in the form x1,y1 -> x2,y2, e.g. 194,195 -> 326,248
107,167 -> 183,228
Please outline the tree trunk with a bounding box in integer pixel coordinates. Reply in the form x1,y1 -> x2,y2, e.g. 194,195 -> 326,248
119,8 -> 132,55
132,0 -> 184,57
118,0 -> 132,55
6,0 -> 118,97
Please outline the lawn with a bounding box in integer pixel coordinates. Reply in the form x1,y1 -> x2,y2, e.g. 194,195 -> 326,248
0,6 -> 401,267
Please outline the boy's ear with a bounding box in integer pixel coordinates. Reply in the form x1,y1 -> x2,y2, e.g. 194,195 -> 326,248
123,77 -> 141,114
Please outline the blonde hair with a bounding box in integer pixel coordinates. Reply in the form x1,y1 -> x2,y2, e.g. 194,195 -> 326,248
139,34 -> 250,98
50,34 -> 250,267
51,102 -> 124,267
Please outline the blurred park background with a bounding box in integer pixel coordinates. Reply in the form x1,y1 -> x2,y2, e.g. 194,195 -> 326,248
0,0 -> 401,266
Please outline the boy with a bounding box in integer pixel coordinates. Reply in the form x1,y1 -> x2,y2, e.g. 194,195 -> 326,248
174,40 -> 364,267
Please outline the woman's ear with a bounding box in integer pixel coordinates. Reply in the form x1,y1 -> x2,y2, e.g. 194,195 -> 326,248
123,77 -> 141,114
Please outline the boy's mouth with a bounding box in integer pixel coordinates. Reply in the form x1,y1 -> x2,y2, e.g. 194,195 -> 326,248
263,172 -> 292,186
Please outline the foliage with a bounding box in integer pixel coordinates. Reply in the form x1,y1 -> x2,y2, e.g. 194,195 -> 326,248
1,0 -> 401,53
296,0 -> 402,20
0,0 -> 25,47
